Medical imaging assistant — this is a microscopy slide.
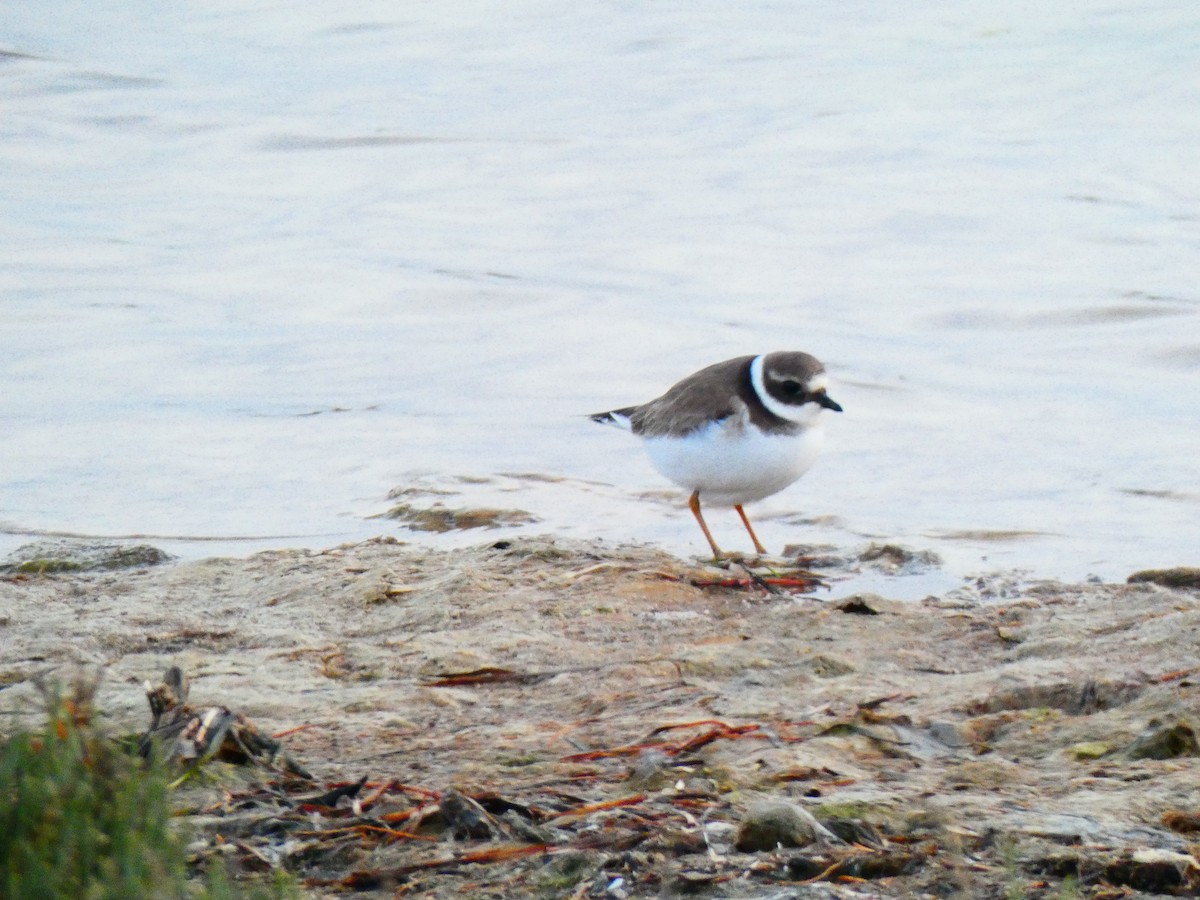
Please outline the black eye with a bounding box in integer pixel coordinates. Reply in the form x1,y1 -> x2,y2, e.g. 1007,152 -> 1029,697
781,380 -> 802,396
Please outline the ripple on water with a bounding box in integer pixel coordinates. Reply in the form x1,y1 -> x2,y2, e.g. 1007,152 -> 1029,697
928,304 -> 1193,330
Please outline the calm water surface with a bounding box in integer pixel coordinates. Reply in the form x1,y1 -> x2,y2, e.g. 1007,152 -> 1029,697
2,3 -> 1198,590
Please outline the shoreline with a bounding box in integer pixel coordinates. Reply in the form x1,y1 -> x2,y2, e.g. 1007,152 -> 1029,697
3,535 -> 1199,897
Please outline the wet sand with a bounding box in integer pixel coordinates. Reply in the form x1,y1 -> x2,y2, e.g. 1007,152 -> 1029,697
2,536 -> 1199,897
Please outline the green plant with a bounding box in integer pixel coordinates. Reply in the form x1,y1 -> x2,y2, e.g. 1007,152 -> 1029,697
0,685 -> 188,898
0,679 -> 296,899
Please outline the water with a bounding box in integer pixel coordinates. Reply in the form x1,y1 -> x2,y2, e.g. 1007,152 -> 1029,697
2,2 -> 1197,589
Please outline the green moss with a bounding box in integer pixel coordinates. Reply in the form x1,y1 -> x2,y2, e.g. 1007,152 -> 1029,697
533,850 -> 600,894
383,503 -> 539,532
11,557 -> 84,574
1067,741 -> 1112,760
1021,707 -> 1058,723
2,543 -> 172,574
497,753 -> 542,767
808,800 -> 882,820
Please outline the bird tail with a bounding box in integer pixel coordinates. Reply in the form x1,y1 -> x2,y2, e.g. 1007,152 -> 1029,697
589,407 -> 636,430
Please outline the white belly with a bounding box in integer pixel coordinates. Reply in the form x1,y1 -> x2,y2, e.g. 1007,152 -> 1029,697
642,421 -> 825,507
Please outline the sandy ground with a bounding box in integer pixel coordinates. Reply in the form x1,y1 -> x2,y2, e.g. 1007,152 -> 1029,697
2,534 -> 1199,898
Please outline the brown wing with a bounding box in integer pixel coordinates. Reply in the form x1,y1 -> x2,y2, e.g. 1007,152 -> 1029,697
628,355 -> 756,438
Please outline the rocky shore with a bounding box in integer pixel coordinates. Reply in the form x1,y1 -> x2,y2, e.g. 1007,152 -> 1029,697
2,535 -> 1198,898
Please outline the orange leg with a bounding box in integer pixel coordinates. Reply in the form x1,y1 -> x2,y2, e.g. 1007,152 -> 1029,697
734,504 -> 768,556
688,490 -> 724,559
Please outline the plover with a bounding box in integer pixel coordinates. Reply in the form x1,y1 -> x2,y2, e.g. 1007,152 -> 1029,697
591,352 -> 841,558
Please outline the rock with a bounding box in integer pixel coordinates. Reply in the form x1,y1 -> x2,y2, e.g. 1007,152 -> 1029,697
856,543 -> 942,574
1125,719 -> 1200,760
977,677 -> 1143,715
626,749 -> 672,788
1127,567 -> 1200,589
735,800 -> 840,852
1161,810 -> 1200,834
439,789 -> 497,840
1067,741 -> 1113,760
1104,848 -> 1200,892
837,594 -> 881,615
1,540 -> 172,574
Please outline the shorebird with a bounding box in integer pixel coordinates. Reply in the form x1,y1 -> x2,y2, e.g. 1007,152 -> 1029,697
591,352 -> 841,557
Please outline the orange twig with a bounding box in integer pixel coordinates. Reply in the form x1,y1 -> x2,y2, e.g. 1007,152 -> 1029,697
674,723 -> 761,753
545,794 -> 647,825
560,741 -> 671,762
270,723 -> 315,739
357,779 -> 397,810
425,667 -> 543,687
560,721 -> 763,762
351,824 -> 438,843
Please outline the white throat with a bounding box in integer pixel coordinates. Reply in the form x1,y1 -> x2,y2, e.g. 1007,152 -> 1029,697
748,355 -> 828,426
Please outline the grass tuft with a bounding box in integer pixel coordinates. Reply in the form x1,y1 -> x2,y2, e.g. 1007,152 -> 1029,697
0,675 -> 295,899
